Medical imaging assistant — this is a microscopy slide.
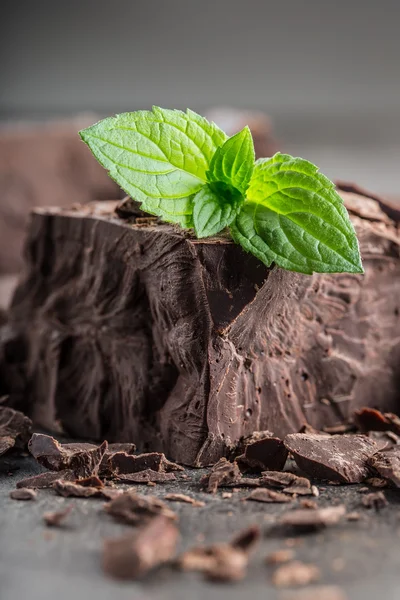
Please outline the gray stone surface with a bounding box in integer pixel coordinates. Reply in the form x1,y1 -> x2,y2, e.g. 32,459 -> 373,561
2,449 -> 400,600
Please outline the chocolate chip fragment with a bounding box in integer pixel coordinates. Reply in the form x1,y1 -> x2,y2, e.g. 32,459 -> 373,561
368,446 -> 400,487
284,433 -> 378,483
0,406 -> 32,456
17,470 -> 75,489
236,431 -> 288,472
272,561 -> 320,588
105,491 -> 176,525
178,526 -> 260,582
103,515 -> 179,580
43,506 -> 73,527
280,505 -> 346,530
164,493 -> 205,507
201,458 -> 242,493
245,488 -> 292,504
279,586 -> 348,600
10,488 -> 37,501
116,469 -> 177,484
361,491 -> 388,510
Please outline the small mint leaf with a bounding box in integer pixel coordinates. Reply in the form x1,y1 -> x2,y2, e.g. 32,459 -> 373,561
141,196 -> 194,228
79,107 -> 227,224
193,183 -> 243,238
207,126 -> 255,194
232,153 -> 363,274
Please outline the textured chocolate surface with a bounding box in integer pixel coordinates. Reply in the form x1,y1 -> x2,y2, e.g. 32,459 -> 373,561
0,189 -> 400,465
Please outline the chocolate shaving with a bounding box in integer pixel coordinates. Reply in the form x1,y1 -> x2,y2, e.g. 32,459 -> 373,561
361,491 -> 388,510
0,406 -> 32,456
105,491 -> 176,525
17,470 -> 75,489
280,505 -> 346,530
284,433 -> 378,483
178,526 -> 260,582
236,431 -> 288,472
279,585 -> 348,600
10,488 -> 37,501
201,458 -> 242,493
164,493 -> 205,507
103,515 -> 179,580
43,506 -> 73,527
116,469 -> 176,484
368,446 -> 400,487
245,488 -> 292,503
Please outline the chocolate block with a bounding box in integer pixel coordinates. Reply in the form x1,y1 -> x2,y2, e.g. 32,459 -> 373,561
0,189 -> 400,465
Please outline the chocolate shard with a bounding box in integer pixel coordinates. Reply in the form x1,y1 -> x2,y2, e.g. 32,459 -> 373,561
201,458 -> 242,493
16,470 -> 75,489
361,491 -> 388,510
368,446 -> 400,487
75,475 -> 104,488
53,480 -> 106,498
0,406 -> 32,456
106,451 -> 183,477
164,493 -> 205,507
28,434 -> 108,478
271,561 -> 320,588
103,515 -> 179,580
178,526 -> 260,582
105,491 -> 177,525
236,431 -> 288,472
245,488 -> 292,503
116,469 -> 176,484
284,433 -> 378,483
354,407 -> 400,436
43,506 -> 73,527
1,188 -> 400,466
9,488 -> 37,501
279,505 -> 346,530
260,471 -> 311,490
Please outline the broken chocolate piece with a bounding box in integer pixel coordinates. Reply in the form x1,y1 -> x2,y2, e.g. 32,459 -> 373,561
54,480 -> 105,498
279,585 -> 348,600
368,446 -> 400,487
116,469 -> 177,484
75,475 -> 104,488
0,436 -> 15,457
103,515 -> 179,580
364,477 -> 387,488
10,488 -> 37,501
43,506 -> 73,527
0,406 -> 32,456
361,491 -> 388,510
280,505 -> 346,530
107,451 -> 183,476
105,491 -> 176,525
16,470 -> 75,489
164,493 -> 205,507
272,561 -> 320,588
354,407 -> 400,435
28,434 -> 108,478
284,434 -> 377,483
201,458 -> 242,493
261,471 -> 311,491
178,526 -> 260,582
266,549 -> 295,565
237,431 -> 288,472
245,488 -> 292,503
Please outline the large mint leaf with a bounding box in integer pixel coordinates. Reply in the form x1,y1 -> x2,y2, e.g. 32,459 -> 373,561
231,153 -> 363,274
79,107 -> 227,225
207,126 -> 255,194
193,184 -> 243,238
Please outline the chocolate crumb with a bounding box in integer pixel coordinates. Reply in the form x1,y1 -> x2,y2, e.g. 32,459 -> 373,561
346,512 -> 361,521
245,488 -> 292,503
116,469 -> 177,484
201,458 -> 242,493
103,515 -> 179,580
266,549 -> 295,565
280,505 -> 346,530
164,493 -> 205,507
105,491 -> 176,525
279,585 -> 348,600
299,499 -> 318,510
10,488 -> 37,501
0,406 -> 32,456
361,491 -> 388,510
368,446 -> 400,487
43,506 -> 73,527
222,492 -> 233,499
272,560 -> 320,588
365,477 -> 387,488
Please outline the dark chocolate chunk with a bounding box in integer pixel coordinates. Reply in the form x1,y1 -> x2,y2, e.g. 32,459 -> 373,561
201,458 -> 242,493
245,488 -> 292,503
107,451 -> 183,476
0,436 -> 15,457
164,493 -> 205,507
271,561 -> 320,588
260,471 -> 311,490
28,434 -> 108,478
75,475 -> 104,488
368,446 -> 400,487
54,480 -> 105,498
361,491 -> 388,510
2,188 -> 400,466
10,488 -> 37,501
354,407 -> 400,435
43,506 -> 73,527
116,469 -> 176,484
178,526 -> 260,582
284,434 -> 378,483
237,431 -> 288,472
0,406 -> 32,455
103,515 -> 179,580
105,491 -> 176,525
280,505 -> 346,530
16,470 -> 75,489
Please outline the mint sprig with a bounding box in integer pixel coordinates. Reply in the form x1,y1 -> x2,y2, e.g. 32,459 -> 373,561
80,108 -> 363,275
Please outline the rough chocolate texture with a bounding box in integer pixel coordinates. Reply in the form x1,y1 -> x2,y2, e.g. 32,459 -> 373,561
1,188 -> 400,465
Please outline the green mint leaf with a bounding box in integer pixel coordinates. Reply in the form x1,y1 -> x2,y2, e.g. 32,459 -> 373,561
207,126 -> 255,194
79,107 -> 227,225
193,183 -> 243,238
231,153 -> 363,275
